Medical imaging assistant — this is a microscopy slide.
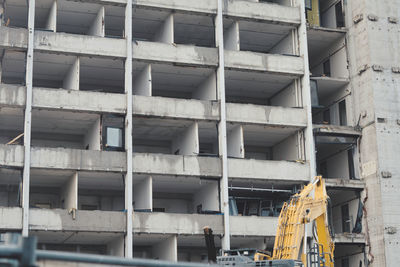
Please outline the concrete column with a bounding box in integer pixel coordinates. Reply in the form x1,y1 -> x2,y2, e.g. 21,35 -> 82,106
153,14 -> 174,44
60,172 -> 78,210
87,6 -> 105,37
224,21 -> 240,51
22,0 -> 36,237
124,0 -> 133,257
107,236 -> 125,257
133,64 -> 152,96
171,122 -> 199,155
294,0 -> 316,178
193,182 -> 219,213
63,57 -> 80,90
216,0 -> 230,250
83,116 -> 101,150
227,125 -> 244,158
152,235 -> 177,261
192,72 -> 217,100
45,0 -> 57,32
133,176 -> 152,211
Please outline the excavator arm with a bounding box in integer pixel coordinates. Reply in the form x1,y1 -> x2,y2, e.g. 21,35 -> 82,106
272,176 -> 334,267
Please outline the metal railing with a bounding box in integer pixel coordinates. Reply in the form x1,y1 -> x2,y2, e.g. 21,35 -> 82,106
0,233 -> 217,267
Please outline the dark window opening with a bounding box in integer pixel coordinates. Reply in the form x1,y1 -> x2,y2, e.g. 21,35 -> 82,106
153,207 -> 166,212
339,100 -> 347,126
348,148 -> 356,179
335,2 -> 345,28
323,109 -> 331,124
341,258 -> 350,267
341,203 -> 351,233
319,161 -> 328,178
323,59 -> 331,77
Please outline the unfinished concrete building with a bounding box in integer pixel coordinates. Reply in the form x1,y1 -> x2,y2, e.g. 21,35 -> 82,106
0,0 -> 398,266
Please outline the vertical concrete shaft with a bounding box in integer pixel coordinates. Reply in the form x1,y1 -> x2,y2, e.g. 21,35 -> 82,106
22,0 -> 35,237
124,0 -> 133,258
295,0 -> 316,179
216,0 -> 230,251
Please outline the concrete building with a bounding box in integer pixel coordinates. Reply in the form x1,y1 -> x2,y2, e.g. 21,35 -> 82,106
0,0 -> 398,266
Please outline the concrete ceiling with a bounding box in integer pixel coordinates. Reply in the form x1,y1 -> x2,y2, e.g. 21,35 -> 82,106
241,124 -> 299,147
151,175 -> 218,194
132,8 -> 171,41
174,13 -> 215,47
1,50 -> 26,85
31,230 -> 123,244
312,76 -> 349,100
225,69 -> 294,101
307,27 -> 346,63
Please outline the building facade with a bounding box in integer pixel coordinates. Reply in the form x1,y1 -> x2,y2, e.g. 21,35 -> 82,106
0,0 -> 398,266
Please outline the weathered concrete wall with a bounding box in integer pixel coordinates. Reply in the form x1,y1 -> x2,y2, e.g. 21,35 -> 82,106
230,216 -> 278,236
133,212 -> 223,235
0,207 -> 22,230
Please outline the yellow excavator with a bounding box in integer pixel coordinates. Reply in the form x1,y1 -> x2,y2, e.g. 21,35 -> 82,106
205,176 -> 335,267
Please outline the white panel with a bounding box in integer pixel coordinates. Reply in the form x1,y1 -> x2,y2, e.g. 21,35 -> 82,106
63,57 -> 80,90
193,182 -> 219,212
83,116 -> 101,150
171,122 -> 199,155
133,64 -> 152,96
87,6 -> 105,37
224,21 -> 240,51
60,172 -> 78,210
152,235 -> 177,261
153,14 -> 174,44
227,125 -> 244,158
45,0 -> 57,32
192,72 -> 217,100
107,236 -> 124,257
134,176 -> 152,211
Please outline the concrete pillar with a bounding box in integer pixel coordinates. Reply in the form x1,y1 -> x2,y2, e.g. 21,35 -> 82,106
107,236 -> 125,257
133,176 -> 152,211
63,57 -> 80,90
192,72 -> 217,100
83,116 -> 101,150
193,182 -> 219,213
133,64 -> 152,96
153,14 -> 174,44
87,6 -> 105,37
227,125 -> 244,158
171,122 -> 199,155
45,0 -> 57,32
152,235 -> 177,261
60,172 -> 78,210
224,21 -> 240,51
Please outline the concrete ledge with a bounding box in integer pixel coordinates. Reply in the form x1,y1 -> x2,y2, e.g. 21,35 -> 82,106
29,209 -> 126,232
0,84 -> 26,107
135,0 -> 217,14
133,41 -> 218,67
0,27 -> 27,50
133,153 -> 221,177
230,216 -> 278,237
134,95 -> 219,121
225,51 -> 304,75
30,147 -> 126,172
325,178 -> 365,190
224,1 -> 300,25
0,207 -> 22,230
313,124 -> 362,137
0,145 -> 24,168
226,103 -> 307,127
228,158 -> 310,181
133,212 -> 223,235
334,233 -> 366,244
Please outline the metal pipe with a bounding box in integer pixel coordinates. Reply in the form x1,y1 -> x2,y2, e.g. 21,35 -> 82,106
22,0 -> 36,237
35,250 -> 217,267
215,0 -> 230,251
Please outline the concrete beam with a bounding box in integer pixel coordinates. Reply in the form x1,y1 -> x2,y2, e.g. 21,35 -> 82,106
133,95 -> 219,121
29,147 -> 126,172
230,216 -> 278,237
0,207 -> 23,230
0,84 -> 26,107
29,209 -> 125,232
334,233 -> 366,244
225,51 -> 304,75
134,0 -> 217,14
228,158 -> 310,181
0,145 -> 24,168
132,153 -> 221,177
325,178 -> 365,190
313,124 -> 362,137
226,103 -> 307,127
224,1 -> 301,26
133,212 -> 223,235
